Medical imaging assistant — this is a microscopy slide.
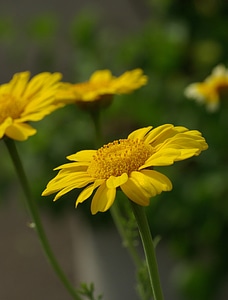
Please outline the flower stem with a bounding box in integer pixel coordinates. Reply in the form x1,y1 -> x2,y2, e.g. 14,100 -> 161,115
4,138 -> 81,300
130,201 -> 164,300
89,108 -> 103,148
110,202 -> 142,269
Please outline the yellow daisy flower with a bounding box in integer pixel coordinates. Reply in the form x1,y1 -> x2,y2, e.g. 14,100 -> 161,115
184,64 -> 228,112
56,69 -> 148,107
42,124 -> 208,215
0,71 -> 63,141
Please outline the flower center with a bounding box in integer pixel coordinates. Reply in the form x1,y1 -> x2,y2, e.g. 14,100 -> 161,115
87,138 -> 154,179
0,94 -> 24,122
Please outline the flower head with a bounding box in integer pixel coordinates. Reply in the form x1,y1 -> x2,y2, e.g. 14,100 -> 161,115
42,124 -> 208,215
56,69 -> 147,108
184,64 -> 228,112
0,71 -> 63,141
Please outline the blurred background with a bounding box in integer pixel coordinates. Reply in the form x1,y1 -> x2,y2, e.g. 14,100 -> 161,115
1,0 -> 228,299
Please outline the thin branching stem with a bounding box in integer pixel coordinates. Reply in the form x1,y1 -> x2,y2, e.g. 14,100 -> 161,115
4,138 -> 81,300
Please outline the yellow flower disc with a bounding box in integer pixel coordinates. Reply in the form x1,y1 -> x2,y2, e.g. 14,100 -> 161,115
87,139 -> 154,179
0,94 -> 24,122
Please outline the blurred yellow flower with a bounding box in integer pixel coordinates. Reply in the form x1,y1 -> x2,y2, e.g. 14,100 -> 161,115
184,64 -> 228,112
0,71 -> 63,141
42,124 -> 208,215
56,69 -> 147,107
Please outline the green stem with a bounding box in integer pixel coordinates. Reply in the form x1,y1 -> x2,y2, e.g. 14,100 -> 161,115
110,202 -> 142,269
131,201 -> 164,300
89,108 -> 103,148
4,138 -> 81,300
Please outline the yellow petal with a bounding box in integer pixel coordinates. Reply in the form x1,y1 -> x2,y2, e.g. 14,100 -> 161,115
5,123 -> 36,141
42,172 -> 93,196
129,170 -> 172,197
113,69 -> 148,93
140,169 -> 172,193
54,162 -> 89,171
106,173 -> 128,188
130,171 -> 157,196
24,72 -> 62,99
55,172 -> 93,189
76,179 -> 104,206
10,72 -> 30,98
120,177 -> 150,206
144,124 -> 174,144
141,148 -> 180,168
90,70 -> 113,82
67,150 -> 96,162
0,117 -> 13,139
53,184 -> 78,201
91,182 -> 116,214
157,134 -> 208,160
20,104 -> 64,122
128,126 -> 152,140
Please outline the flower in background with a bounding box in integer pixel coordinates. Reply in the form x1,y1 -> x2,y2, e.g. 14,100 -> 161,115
0,71 -> 63,141
184,64 -> 228,112
56,69 -> 148,109
42,124 -> 208,215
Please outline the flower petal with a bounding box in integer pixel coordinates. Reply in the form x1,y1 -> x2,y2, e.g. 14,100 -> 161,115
157,133 -> 208,159
130,171 -> 157,196
54,162 -> 89,171
120,176 -> 150,206
144,124 -> 174,144
56,172 -> 93,189
5,123 -> 36,141
90,70 -> 113,82
76,179 -> 104,206
67,150 -> 96,162
9,72 -> 30,98
53,184 -> 78,201
112,69 -> 148,93
20,104 -> 64,122
23,72 -> 62,99
140,169 -> 172,193
141,148 -> 181,168
128,126 -> 152,140
106,173 -> 128,188
42,171 -> 93,197
0,117 -> 13,139
91,182 -> 116,214
129,170 -> 172,198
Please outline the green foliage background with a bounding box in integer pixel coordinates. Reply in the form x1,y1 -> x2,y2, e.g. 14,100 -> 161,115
1,0 -> 228,299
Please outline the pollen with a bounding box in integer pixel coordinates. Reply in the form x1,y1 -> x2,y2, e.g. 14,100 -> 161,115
87,138 -> 154,179
0,94 -> 24,122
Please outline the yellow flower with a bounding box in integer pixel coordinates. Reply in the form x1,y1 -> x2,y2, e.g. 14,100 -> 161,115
56,69 -> 147,107
184,64 -> 228,112
0,71 -> 63,141
42,124 -> 208,215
